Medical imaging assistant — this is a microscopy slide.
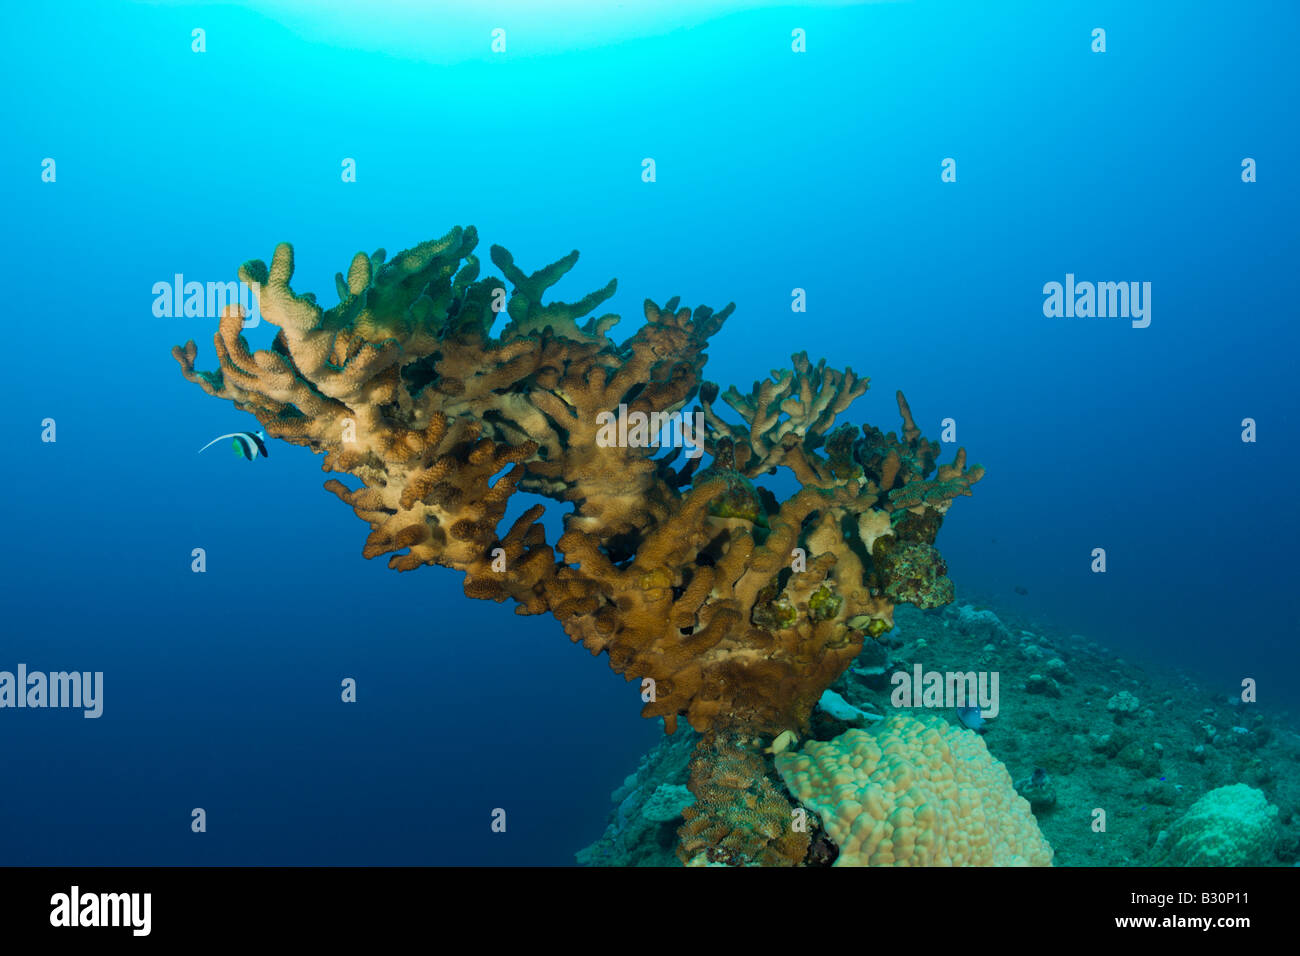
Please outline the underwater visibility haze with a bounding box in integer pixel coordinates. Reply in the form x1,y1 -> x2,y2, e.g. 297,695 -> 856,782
2,0 -> 1299,869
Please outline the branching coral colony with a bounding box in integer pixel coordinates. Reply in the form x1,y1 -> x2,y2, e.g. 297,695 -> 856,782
174,226 -> 986,865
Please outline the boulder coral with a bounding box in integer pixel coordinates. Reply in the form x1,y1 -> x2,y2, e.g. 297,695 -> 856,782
775,714 -> 1054,866
174,227 -> 985,864
1151,783 -> 1279,866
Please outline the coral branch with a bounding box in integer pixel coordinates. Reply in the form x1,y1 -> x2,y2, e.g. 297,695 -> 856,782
174,227 -> 985,865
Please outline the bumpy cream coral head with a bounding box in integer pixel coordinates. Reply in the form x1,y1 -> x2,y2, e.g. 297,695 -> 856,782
776,714 -> 1054,866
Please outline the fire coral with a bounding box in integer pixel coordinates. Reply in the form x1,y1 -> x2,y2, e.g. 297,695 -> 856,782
173,226 -> 984,864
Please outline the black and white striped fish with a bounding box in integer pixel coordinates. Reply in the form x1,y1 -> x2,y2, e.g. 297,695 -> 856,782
197,430 -> 269,461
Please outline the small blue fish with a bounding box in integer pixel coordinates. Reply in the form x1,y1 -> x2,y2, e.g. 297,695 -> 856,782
956,705 -> 986,733
197,430 -> 269,461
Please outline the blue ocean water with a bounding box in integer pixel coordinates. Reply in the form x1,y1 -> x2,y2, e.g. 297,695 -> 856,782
2,1 -> 1296,865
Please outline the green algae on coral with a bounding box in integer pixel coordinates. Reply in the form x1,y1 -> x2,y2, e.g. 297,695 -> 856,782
752,580 -> 798,630
694,441 -> 770,527
488,243 -> 619,342
873,538 -> 954,609
822,424 -> 864,482
807,583 -> 843,622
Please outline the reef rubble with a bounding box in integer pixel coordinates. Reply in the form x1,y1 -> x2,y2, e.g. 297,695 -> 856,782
577,598 -> 1300,866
